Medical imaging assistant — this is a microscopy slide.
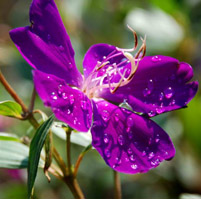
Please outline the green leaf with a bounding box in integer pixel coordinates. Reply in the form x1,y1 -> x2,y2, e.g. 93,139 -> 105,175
0,101 -> 22,118
0,140 -> 29,169
28,115 -> 54,199
0,132 -> 21,142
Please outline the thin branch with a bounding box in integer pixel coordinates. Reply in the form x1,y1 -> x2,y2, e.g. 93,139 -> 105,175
113,170 -> 122,199
66,128 -> 72,175
0,71 -> 28,113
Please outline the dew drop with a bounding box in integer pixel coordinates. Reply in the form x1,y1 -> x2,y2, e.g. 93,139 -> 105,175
142,151 -> 146,156
131,164 -> 138,170
104,149 -> 111,158
164,87 -> 174,99
118,135 -> 125,146
81,100 -> 87,110
114,113 -> 119,122
147,79 -> 154,90
150,159 -> 160,166
169,99 -> 176,105
156,105 -> 164,114
130,155 -> 135,162
115,157 -> 121,165
103,56 -> 106,59
125,157 -> 129,162
68,62 -> 72,69
143,88 -> 151,97
59,45 -> 64,51
155,138 -> 160,143
73,117 -> 78,125
159,92 -> 164,101
69,94 -> 74,105
62,92 -> 68,100
148,152 -> 155,160
127,148 -> 133,155
152,56 -> 161,62
103,134 -> 109,144
127,117 -> 134,127
148,111 -> 156,117
127,131 -> 134,139
51,92 -> 57,100
67,109 -> 71,115
101,110 -> 109,122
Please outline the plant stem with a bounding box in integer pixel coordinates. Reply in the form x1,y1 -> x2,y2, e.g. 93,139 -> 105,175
113,170 -> 122,199
0,71 -> 28,113
66,128 -> 72,175
63,176 -> 85,199
74,144 -> 92,177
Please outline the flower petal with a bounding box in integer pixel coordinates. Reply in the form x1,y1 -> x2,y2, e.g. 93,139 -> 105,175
10,0 -> 83,88
33,70 -> 92,132
99,55 -> 198,116
91,99 -> 175,174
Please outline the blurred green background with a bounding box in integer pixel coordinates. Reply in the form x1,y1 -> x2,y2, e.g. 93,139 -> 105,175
0,0 -> 201,198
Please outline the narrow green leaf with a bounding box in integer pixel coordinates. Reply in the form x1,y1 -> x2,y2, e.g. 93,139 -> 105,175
0,101 -> 22,118
0,132 -> 21,142
28,115 -> 54,199
0,140 -> 29,169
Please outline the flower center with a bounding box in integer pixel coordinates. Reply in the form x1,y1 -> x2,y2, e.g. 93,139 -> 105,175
82,26 -> 146,99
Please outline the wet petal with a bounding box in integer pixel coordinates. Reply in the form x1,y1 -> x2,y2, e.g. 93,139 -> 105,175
83,43 -> 125,78
99,56 -> 198,116
91,100 -> 175,174
33,70 -> 92,132
10,0 -> 83,87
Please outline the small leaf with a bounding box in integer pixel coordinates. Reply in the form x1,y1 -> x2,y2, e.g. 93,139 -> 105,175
0,140 -> 29,169
52,122 -> 92,147
0,132 -> 21,142
28,115 -> 54,199
0,101 -> 22,118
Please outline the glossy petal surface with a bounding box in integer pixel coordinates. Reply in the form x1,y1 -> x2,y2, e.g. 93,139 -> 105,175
83,44 -> 198,116
10,0 -> 83,87
91,100 -> 175,174
33,70 -> 92,132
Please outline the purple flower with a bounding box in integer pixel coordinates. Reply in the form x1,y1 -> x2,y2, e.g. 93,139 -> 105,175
10,0 -> 198,174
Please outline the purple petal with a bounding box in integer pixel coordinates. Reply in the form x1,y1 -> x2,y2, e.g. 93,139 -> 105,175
10,0 -> 83,88
91,99 -> 175,174
33,70 -> 92,132
83,43 -> 125,78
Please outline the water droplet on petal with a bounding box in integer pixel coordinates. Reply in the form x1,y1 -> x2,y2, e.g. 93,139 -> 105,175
118,135 -> 125,146
114,113 -> 119,122
156,105 -> 164,114
164,87 -> 174,99
73,117 -> 78,125
127,117 -> 134,127
159,92 -> 164,101
102,110 -> 110,122
143,88 -> 151,97
155,138 -> 160,143
51,92 -> 57,100
69,94 -> 74,104
152,56 -> 161,62
148,111 -> 156,117
59,45 -> 64,51
81,100 -> 87,110
62,92 -> 68,100
115,157 -> 121,165
148,152 -> 155,160
142,151 -> 146,156
169,99 -> 176,105
127,131 -> 134,139
127,148 -> 133,154
103,133 -> 109,144
104,149 -> 111,158
151,159 -> 160,166
68,62 -> 72,69
131,164 -> 138,170
148,79 -> 154,90
67,109 -> 71,115
103,56 -> 106,59
130,155 -> 135,162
